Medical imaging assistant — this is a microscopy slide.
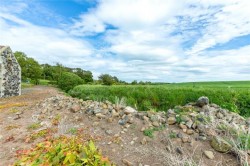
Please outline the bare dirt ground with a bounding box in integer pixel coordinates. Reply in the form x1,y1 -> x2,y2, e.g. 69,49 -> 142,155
0,86 -> 241,166
0,86 -> 59,165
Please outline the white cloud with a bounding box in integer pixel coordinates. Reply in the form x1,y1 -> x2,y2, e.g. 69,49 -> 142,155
70,13 -> 106,36
0,13 -> 93,65
188,0 -> 250,55
1,0 -> 250,82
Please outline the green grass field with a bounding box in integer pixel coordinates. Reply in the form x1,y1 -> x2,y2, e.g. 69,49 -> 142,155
170,81 -> 250,89
21,82 -> 34,89
69,81 -> 250,117
21,79 -> 55,88
39,79 -> 51,85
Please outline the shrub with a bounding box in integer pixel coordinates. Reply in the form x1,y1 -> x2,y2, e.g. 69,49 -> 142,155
98,74 -> 114,86
58,72 -> 83,92
14,136 -> 113,166
27,123 -> 42,130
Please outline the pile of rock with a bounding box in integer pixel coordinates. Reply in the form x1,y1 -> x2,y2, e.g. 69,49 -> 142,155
35,95 -> 249,156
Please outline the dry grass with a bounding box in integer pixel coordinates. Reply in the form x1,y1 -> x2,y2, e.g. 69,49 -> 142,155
0,102 -> 28,110
5,124 -> 20,130
214,121 -> 249,166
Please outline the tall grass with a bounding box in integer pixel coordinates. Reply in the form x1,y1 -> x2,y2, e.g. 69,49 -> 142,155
69,84 -> 250,117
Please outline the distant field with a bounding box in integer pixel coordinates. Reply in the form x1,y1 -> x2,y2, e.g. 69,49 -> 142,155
69,81 -> 250,117
170,81 -> 250,89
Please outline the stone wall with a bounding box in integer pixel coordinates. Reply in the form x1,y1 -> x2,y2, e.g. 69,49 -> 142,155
0,46 -> 21,97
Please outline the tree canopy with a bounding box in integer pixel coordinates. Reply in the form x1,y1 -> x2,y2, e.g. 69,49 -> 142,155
14,51 -> 129,90
14,51 -> 42,84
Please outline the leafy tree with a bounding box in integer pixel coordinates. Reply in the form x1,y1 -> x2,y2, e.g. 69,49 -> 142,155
41,64 -> 54,80
73,68 -> 93,83
14,52 -> 28,80
112,76 -> 119,84
58,72 -> 84,92
119,80 -> 128,85
139,81 -> 146,85
14,51 -> 42,84
131,80 -> 138,85
98,74 -> 114,86
52,63 -> 69,84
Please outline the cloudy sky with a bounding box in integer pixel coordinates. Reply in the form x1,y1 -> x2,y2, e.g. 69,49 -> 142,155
0,0 -> 250,82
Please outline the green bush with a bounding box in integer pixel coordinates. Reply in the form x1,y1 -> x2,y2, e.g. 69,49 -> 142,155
58,72 -> 83,92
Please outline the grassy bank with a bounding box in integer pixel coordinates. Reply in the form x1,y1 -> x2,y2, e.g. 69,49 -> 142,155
69,81 -> 250,117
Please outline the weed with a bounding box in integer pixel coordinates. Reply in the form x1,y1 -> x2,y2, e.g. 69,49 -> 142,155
237,133 -> 250,150
115,96 -> 127,108
14,136 -> 114,166
169,132 -> 177,139
175,115 -> 183,124
143,125 -> 165,138
143,128 -> 154,138
27,123 -> 42,130
153,125 -> 165,131
67,127 -> 77,135
30,129 -> 48,140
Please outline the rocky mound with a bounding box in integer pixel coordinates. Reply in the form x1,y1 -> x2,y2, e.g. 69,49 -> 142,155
33,95 -> 249,165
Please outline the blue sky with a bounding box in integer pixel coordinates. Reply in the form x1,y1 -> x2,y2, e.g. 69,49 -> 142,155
0,0 -> 250,82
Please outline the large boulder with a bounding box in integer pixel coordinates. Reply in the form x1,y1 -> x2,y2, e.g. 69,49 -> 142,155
167,117 -> 176,125
210,136 -> 232,153
196,96 -> 209,107
124,106 -> 137,114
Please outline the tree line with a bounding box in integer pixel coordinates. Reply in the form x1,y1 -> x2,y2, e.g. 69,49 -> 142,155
14,51 -> 152,91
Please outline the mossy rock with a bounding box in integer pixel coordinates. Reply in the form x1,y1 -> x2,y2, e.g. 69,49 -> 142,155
210,136 -> 232,153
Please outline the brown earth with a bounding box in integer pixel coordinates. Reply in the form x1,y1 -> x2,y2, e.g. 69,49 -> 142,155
0,86 -> 242,166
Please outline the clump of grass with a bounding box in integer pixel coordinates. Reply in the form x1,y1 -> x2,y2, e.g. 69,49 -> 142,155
143,129 -> 154,138
215,122 -> 249,165
229,133 -> 250,166
236,133 -> 250,150
115,96 -> 127,108
27,123 -> 42,130
169,131 -> 177,139
175,115 -> 184,124
143,125 -> 165,138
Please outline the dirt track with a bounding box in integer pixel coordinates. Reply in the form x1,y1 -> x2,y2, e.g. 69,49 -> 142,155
0,86 -> 59,165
